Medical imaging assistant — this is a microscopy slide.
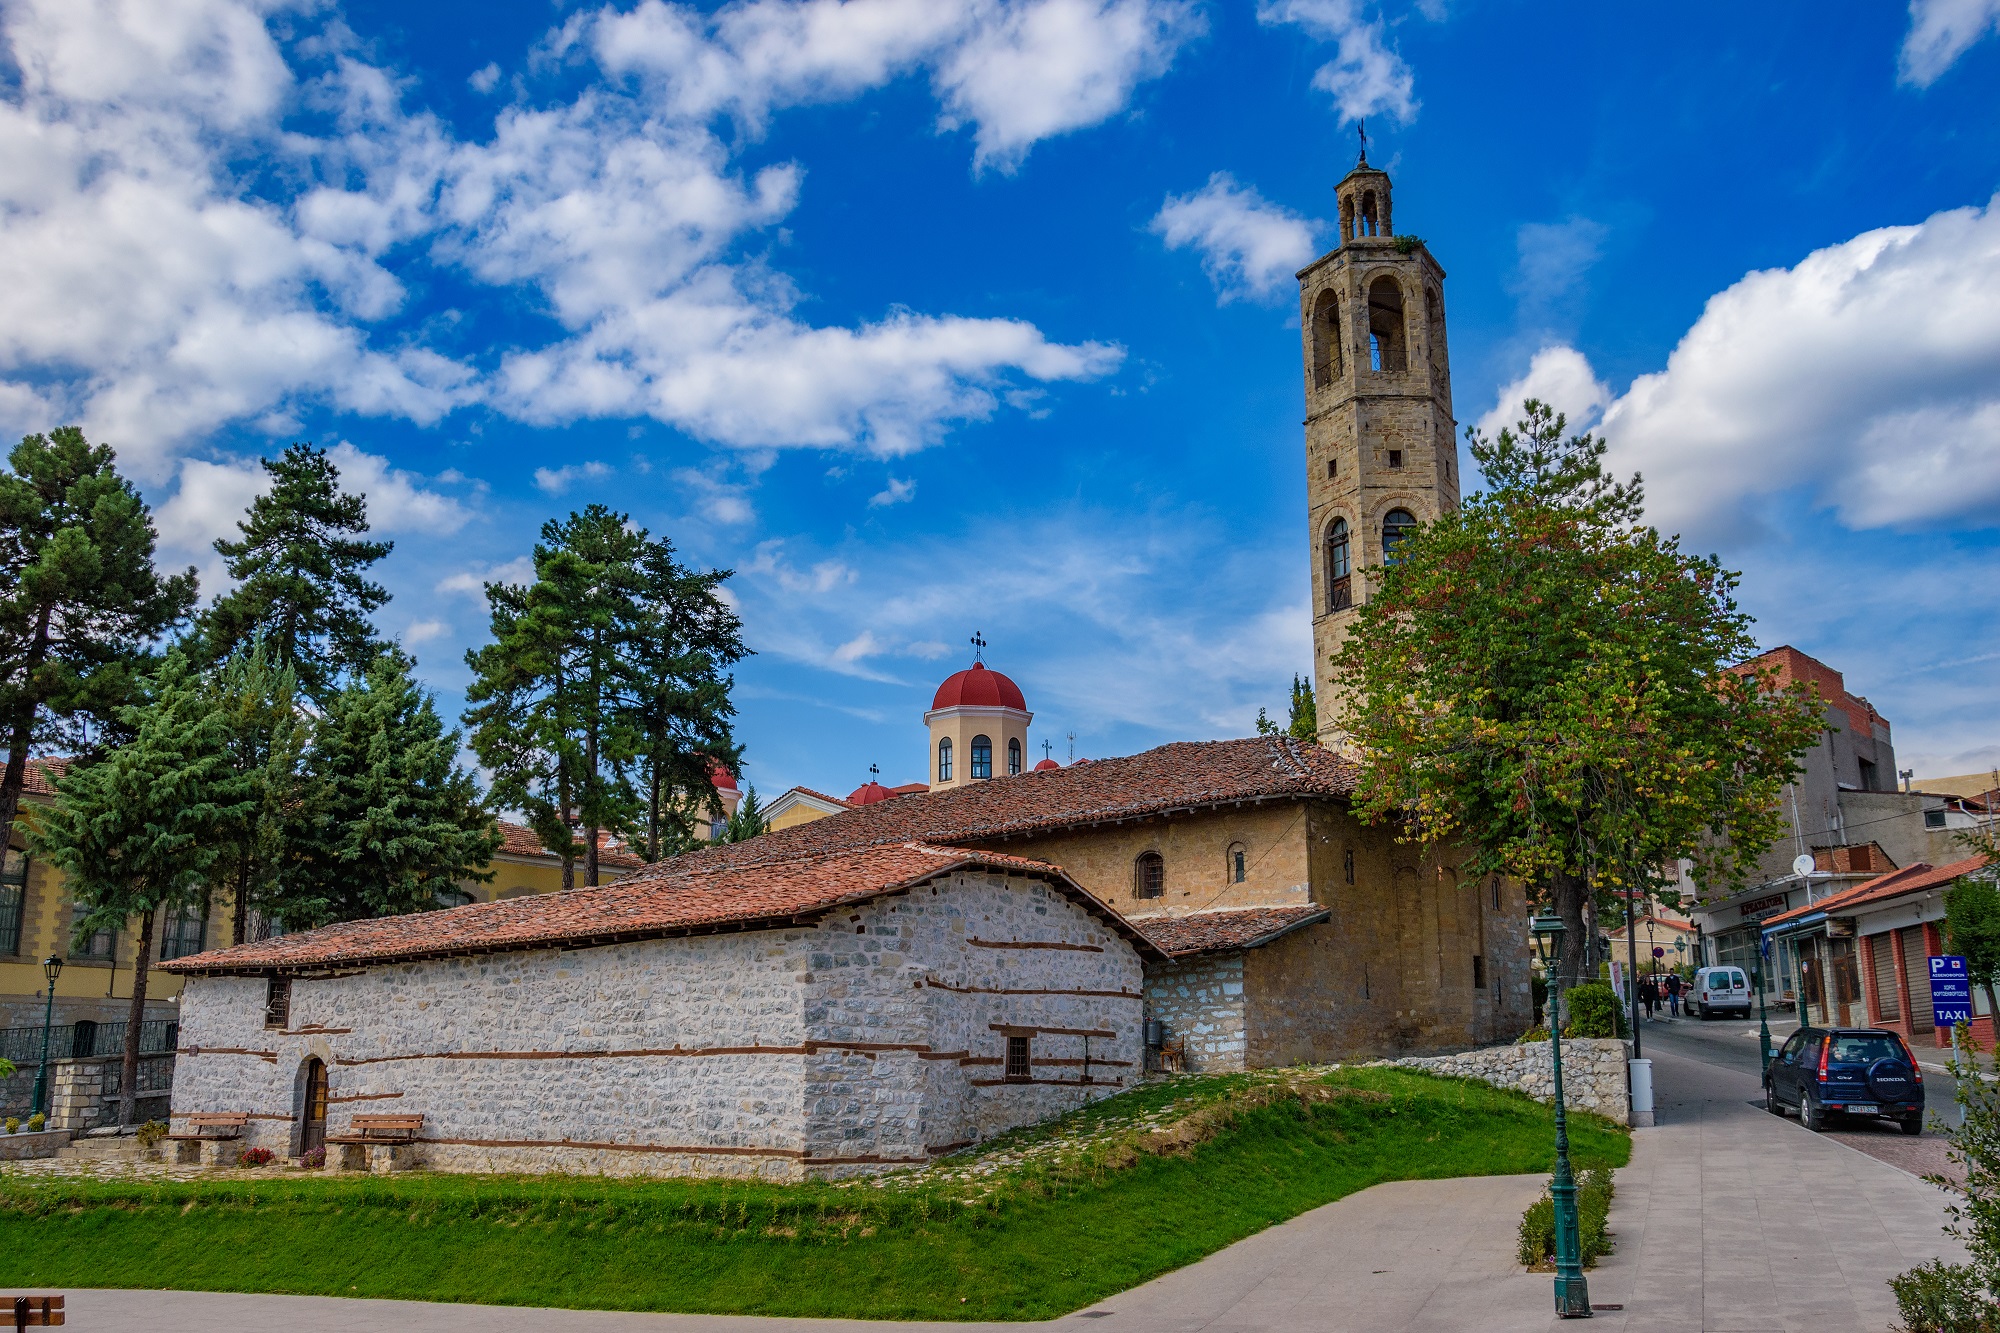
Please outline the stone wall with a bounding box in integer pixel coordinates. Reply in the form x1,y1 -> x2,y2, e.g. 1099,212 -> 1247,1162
48,1053 -> 175,1130
170,869 -> 1144,1179
1144,953 -> 1246,1072
1389,1038 -> 1633,1123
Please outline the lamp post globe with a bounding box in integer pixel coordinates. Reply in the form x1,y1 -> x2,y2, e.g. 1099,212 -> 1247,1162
31,954 -> 64,1120
1530,914 -> 1592,1319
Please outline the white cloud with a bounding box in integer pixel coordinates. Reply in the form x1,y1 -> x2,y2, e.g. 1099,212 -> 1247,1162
403,618 -> 450,645
1571,193 -> 2000,538
1152,173 -> 1320,303
1256,0 -> 1416,125
673,467 -> 757,524
468,62 -> 501,93
1899,0 -> 2000,86
743,540 -> 857,594
869,476 -> 917,506
533,460 -> 613,494
1510,216 -> 1608,309
436,555 -> 537,596
1475,346 -> 1612,444
325,442 -> 472,533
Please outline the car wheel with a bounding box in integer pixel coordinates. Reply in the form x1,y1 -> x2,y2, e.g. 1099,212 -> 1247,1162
1899,1116 -> 1923,1137
1765,1082 -> 1784,1115
1801,1092 -> 1825,1132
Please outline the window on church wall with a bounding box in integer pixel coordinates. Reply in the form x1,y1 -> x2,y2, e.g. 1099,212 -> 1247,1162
938,737 -> 953,783
1366,277 -> 1407,373
1325,519 -> 1352,611
1005,1034 -> 1031,1082
1008,737 -> 1022,776
1310,290 -> 1342,388
265,976 -> 291,1030
1227,843 -> 1248,884
1382,509 -> 1417,564
970,735 -> 993,780
1135,851 -> 1165,899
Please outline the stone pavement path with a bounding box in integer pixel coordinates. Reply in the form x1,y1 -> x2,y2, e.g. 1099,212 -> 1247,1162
22,1044 -> 1971,1332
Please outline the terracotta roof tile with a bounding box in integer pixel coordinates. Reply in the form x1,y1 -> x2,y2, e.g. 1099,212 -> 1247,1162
638,737 -> 1358,881
1762,853 -> 1992,929
161,842 -> 1165,973
1131,903 -> 1331,956
18,757 -> 70,797
493,819 -> 644,871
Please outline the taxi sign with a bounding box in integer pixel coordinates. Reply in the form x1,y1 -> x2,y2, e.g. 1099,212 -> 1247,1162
1932,954 -> 1972,1028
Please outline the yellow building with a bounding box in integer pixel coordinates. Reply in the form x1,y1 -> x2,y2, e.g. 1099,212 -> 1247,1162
0,758 -> 640,1033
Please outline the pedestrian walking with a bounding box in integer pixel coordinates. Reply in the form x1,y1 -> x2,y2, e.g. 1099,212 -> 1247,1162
1665,972 -> 1683,1017
1640,975 -> 1658,1019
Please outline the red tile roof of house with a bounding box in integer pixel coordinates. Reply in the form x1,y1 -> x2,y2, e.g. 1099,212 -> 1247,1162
783,787 -> 855,811
1132,904 -> 1331,957
161,842 -> 1166,973
632,737 -> 1358,881
493,819 -> 644,871
1731,646 -> 1889,741
1761,854 -> 1992,929
18,757 -> 70,797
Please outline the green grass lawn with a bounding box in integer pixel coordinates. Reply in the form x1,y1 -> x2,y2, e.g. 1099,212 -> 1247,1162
0,1067 -> 1628,1321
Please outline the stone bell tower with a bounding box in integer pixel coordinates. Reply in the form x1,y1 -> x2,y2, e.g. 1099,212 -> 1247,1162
1299,147 -> 1460,747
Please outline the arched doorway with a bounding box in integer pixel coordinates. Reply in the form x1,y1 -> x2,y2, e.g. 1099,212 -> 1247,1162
300,1057 -> 329,1155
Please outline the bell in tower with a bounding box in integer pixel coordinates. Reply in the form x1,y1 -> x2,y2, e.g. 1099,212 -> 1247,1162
1298,142 -> 1460,748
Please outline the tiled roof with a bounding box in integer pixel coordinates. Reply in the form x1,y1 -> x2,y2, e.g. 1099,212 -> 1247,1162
785,788 -> 854,810
493,819 -> 644,871
633,737 -> 1358,882
1130,903 -> 1331,956
1762,854 -> 1993,929
161,842 -> 1165,973
18,757 -> 70,797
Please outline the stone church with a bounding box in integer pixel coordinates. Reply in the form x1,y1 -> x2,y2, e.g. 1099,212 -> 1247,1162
162,155 -> 1530,1177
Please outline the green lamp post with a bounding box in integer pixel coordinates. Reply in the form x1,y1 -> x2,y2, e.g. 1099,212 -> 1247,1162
1532,913 -> 1592,1319
30,954 -> 64,1118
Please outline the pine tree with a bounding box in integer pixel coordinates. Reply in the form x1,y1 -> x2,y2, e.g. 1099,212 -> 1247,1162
1287,674 -> 1318,742
718,785 -> 769,843
198,444 -> 391,703
0,428 -> 197,856
207,638 -> 304,947
277,650 -> 498,928
27,655 -> 255,1124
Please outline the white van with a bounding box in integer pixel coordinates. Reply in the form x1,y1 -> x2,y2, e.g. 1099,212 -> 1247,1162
1691,965 -> 1752,1019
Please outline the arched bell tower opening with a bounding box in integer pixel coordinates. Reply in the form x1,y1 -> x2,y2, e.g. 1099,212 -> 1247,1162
1298,147 -> 1459,748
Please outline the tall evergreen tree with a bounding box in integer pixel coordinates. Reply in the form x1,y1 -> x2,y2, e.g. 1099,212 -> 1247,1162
207,638 -> 304,947
28,655 -> 255,1124
198,444 -> 391,702
1287,674 -> 1317,742
276,650 -> 498,928
0,428 -> 197,855
1335,402 -> 1823,986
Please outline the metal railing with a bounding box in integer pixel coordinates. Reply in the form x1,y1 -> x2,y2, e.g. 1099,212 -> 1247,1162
0,1018 -> 178,1066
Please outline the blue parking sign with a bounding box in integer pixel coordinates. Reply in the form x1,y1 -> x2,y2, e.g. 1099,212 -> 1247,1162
1932,954 -> 1972,1028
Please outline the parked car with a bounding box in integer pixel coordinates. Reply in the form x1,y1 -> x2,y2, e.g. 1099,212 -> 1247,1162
1689,965 -> 1752,1019
1763,1027 -> 1924,1135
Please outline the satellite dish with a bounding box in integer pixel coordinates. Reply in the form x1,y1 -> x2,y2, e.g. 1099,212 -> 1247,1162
1792,853 -> 1816,878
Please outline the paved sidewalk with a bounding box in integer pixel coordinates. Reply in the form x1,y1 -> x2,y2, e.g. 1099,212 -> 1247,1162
31,1045 -> 1971,1332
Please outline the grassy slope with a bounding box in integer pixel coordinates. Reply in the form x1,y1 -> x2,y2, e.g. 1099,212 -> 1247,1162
0,1068 -> 1629,1321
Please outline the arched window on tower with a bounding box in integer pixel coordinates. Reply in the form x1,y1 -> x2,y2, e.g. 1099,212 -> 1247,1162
1310,289 -> 1342,389
1360,190 -> 1378,236
1367,277 -> 1407,373
1326,518 -> 1352,611
937,737 -> 953,783
1007,737 -> 1022,775
1134,851 -> 1165,899
970,735 -> 993,780
1383,509 -> 1417,563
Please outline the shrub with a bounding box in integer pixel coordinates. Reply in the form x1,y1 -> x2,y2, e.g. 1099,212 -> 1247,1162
1518,1167 -> 1615,1269
0,1056 -> 15,1080
1564,983 -> 1628,1039
1890,1259 -> 1994,1332
134,1120 -> 168,1151
239,1147 -> 275,1167
3,1117 -> 16,1136
25,1112 -> 44,1133
299,1146 -> 326,1170
1891,1025 -> 2000,1328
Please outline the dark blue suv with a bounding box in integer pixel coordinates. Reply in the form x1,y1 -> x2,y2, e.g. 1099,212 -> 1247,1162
1764,1027 -> 1924,1135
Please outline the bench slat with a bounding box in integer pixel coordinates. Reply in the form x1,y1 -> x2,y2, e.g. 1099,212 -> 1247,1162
9,1295 -> 64,1326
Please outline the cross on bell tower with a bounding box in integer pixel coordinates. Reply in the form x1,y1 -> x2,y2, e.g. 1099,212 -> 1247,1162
1298,150 -> 1459,748
970,631 -> 986,663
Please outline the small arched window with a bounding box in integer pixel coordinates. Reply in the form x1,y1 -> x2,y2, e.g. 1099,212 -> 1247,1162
970,735 -> 993,780
1134,851 -> 1165,899
1227,842 -> 1248,884
937,737 -> 953,783
1382,509 -> 1417,563
1326,518 -> 1351,611
1007,737 -> 1022,775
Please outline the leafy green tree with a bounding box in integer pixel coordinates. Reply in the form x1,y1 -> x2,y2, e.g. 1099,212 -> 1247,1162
197,444 -> 391,703
27,655 -> 255,1124
1947,874 -> 2000,1034
1256,676 -> 1319,742
0,428 -> 197,856
276,650 -> 497,928
718,784 -> 769,843
1334,402 -> 1823,986
207,638 -> 304,947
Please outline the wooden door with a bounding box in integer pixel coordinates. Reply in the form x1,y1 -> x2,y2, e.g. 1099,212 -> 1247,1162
301,1058 -> 328,1154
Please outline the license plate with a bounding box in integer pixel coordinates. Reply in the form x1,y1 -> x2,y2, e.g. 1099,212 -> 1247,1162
1846,1103 -> 1879,1114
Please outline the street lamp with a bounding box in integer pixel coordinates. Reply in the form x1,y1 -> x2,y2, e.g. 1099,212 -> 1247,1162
1756,935 -> 1774,1074
30,954 -> 63,1119
1531,913 -> 1592,1319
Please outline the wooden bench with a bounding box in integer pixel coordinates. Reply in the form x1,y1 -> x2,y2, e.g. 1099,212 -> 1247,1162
325,1114 -> 424,1173
165,1114 -> 249,1166
8,1294 -> 64,1328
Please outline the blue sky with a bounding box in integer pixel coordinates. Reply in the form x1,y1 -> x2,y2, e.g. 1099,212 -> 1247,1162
4,0 -> 1998,799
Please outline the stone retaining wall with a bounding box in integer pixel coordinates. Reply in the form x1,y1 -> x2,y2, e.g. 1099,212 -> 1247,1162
1389,1038 -> 1632,1123
0,1129 -> 69,1160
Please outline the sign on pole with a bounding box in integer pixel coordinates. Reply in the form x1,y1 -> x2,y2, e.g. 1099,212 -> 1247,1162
1932,955 -> 1973,1029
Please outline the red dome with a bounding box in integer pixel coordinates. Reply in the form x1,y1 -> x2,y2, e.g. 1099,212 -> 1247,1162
846,781 -> 896,805
1033,757 -> 1060,771
931,661 -> 1027,712
708,759 -> 738,791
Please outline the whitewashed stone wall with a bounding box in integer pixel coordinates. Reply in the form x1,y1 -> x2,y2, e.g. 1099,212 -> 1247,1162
1389,1038 -> 1632,1122
171,870 -> 1143,1179
1144,953 -> 1247,1072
